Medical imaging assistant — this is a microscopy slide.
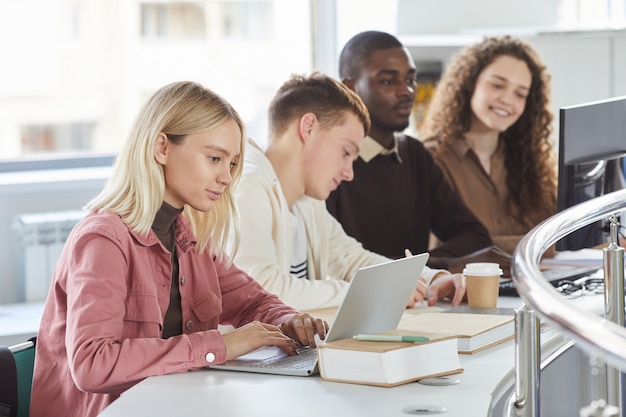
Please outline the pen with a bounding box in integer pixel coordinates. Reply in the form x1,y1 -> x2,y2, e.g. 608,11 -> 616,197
353,334 -> 430,343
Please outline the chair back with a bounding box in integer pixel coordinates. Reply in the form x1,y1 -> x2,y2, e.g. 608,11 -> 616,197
0,345 -> 18,417
0,337 -> 36,417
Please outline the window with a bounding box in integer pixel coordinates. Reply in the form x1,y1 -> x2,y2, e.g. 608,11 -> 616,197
0,0 -> 313,160
21,123 -> 95,154
141,3 -> 207,39
220,1 -> 273,40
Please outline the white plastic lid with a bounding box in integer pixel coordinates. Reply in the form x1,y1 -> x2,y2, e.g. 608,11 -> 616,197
462,262 -> 503,277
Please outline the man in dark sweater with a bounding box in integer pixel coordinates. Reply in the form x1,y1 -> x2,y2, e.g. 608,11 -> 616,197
326,31 -> 493,268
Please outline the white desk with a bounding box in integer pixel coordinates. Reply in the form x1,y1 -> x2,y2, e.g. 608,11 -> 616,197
98,296 -> 604,417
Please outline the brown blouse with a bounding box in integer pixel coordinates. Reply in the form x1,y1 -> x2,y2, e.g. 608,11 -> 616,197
425,137 -> 531,255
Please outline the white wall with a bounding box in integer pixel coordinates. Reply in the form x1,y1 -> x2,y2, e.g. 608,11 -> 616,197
395,0 -> 561,35
334,0 -> 398,75
531,31 -> 619,109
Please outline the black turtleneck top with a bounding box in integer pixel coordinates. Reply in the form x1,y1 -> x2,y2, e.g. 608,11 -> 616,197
152,202 -> 184,338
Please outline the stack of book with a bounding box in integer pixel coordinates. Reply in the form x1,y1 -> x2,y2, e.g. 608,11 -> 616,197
315,307 -> 514,387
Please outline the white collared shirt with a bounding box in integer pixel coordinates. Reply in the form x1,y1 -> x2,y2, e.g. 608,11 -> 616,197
359,135 -> 403,164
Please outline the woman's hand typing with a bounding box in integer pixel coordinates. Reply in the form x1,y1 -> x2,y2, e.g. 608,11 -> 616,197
221,313 -> 328,361
278,312 -> 329,349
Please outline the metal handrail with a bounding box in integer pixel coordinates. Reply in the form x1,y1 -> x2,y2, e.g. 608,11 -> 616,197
512,188 -> 626,369
511,188 -> 626,416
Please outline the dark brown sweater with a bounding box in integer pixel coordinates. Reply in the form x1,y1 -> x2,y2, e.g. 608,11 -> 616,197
152,202 -> 184,338
326,134 -> 492,265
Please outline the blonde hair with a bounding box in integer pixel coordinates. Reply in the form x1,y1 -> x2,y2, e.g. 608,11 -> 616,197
86,81 -> 245,257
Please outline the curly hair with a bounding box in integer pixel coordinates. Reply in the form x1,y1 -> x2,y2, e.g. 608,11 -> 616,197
422,35 -> 556,227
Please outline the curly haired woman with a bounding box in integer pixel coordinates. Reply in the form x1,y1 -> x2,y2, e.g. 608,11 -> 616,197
422,35 -> 557,255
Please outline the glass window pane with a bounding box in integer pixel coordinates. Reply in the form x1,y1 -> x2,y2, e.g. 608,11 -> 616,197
21,123 -> 95,154
220,1 -> 273,40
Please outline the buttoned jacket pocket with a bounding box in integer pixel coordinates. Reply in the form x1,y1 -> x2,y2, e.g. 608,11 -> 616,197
123,293 -> 164,338
188,291 -> 222,332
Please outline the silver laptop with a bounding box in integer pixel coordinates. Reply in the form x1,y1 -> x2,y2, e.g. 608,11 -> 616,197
209,253 -> 429,376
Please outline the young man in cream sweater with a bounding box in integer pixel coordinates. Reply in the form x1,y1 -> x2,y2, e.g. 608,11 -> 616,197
230,72 -> 465,311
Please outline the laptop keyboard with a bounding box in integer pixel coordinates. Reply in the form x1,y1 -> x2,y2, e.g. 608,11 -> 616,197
247,346 -> 318,370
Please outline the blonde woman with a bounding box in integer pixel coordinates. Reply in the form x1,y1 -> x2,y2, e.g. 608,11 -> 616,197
30,81 -> 327,417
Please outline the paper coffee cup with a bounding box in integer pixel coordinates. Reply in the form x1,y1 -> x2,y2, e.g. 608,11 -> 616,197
463,263 -> 503,308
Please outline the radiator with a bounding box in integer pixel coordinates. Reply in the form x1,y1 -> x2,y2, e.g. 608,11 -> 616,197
13,210 -> 86,302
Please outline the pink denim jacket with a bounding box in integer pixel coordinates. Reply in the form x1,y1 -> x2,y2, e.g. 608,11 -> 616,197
30,211 -> 298,417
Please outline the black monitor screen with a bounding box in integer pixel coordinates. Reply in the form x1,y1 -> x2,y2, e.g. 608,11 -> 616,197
556,96 -> 626,251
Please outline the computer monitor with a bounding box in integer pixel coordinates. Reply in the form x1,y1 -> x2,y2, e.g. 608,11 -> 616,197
556,96 -> 626,251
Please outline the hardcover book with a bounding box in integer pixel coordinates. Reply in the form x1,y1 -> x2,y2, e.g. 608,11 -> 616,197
318,330 -> 462,387
398,311 -> 514,354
